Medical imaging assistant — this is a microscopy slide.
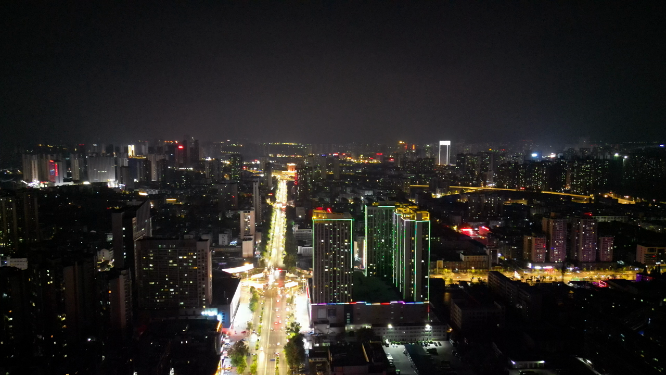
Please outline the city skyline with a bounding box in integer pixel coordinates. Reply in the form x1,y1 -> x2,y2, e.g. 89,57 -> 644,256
2,3 -> 666,374
2,2 -> 665,153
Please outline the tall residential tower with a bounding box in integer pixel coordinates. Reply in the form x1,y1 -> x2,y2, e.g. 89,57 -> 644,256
393,205 -> 430,302
364,202 -> 396,278
312,210 -> 353,304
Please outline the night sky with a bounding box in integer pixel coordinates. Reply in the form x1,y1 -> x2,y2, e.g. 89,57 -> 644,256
1,1 -> 665,148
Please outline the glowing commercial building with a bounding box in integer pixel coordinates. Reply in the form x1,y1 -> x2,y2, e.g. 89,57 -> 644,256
438,140 -> 451,166
392,206 -> 430,302
312,210 -> 354,304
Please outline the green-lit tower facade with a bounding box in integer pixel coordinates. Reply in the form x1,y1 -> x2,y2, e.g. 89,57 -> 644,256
393,206 -> 430,302
364,202 -> 397,278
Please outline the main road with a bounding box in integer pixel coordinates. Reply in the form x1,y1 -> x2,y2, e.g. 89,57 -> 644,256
232,176 -> 312,374
255,177 -> 290,375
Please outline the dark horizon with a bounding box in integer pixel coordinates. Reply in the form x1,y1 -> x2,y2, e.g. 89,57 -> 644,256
2,1 -> 665,151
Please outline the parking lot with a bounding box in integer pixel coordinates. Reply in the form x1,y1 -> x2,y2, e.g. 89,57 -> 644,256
382,341 -> 475,375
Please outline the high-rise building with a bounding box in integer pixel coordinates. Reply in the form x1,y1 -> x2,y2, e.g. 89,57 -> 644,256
135,238 -> 212,310
240,209 -> 255,238
0,192 -> 40,257
570,218 -> 597,262
312,210 -> 353,304
218,182 -> 239,211
364,202 -> 396,278
542,218 -> 566,263
148,153 -> 166,181
21,154 -> 40,182
0,265 -> 38,361
252,179 -> 262,224
392,206 -> 430,302
189,139 -> 200,167
97,268 -> 133,341
598,236 -> 614,262
175,142 -> 187,167
111,200 -> 152,270
0,197 -> 18,256
240,209 -> 255,258
228,154 -> 243,181
62,254 -> 97,343
87,155 -> 116,183
263,161 -> 273,190
332,156 -> 341,180
438,141 -> 451,166
295,165 -> 313,204
523,234 -> 547,263
70,153 -> 86,181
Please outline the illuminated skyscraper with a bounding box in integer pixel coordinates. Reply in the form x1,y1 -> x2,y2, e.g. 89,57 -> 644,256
47,159 -> 65,185
175,143 -> 187,167
365,202 -> 396,278
228,154 -> 243,181
312,210 -> 353,304
438,140 -> 451,166
392,206 -> 430,302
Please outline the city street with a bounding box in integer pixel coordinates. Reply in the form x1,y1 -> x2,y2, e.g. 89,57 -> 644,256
228,177 -> 310,375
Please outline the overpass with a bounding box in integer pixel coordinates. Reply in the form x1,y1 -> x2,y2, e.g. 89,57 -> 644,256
446,186 -> 594,203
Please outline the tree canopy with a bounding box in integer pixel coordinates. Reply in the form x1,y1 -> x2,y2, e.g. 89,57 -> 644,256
284,333 -> 305,370
229,340 -> 249,373
286,321 -> 301,338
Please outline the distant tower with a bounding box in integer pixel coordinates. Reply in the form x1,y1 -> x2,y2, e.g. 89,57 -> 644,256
598,236 -> 614,262
523,234 -> 547,263
252,179 -> 262,224
228,154 -> 243,181
438,141 -> 451,165
47,159 -> 66,185
570,218 -> 597,262
542,218 -> 567,263
240,209 -> 256,258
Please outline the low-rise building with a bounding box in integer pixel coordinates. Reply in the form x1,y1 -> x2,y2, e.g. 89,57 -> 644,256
450,298 -> 504,332
636,244 -> 666,265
